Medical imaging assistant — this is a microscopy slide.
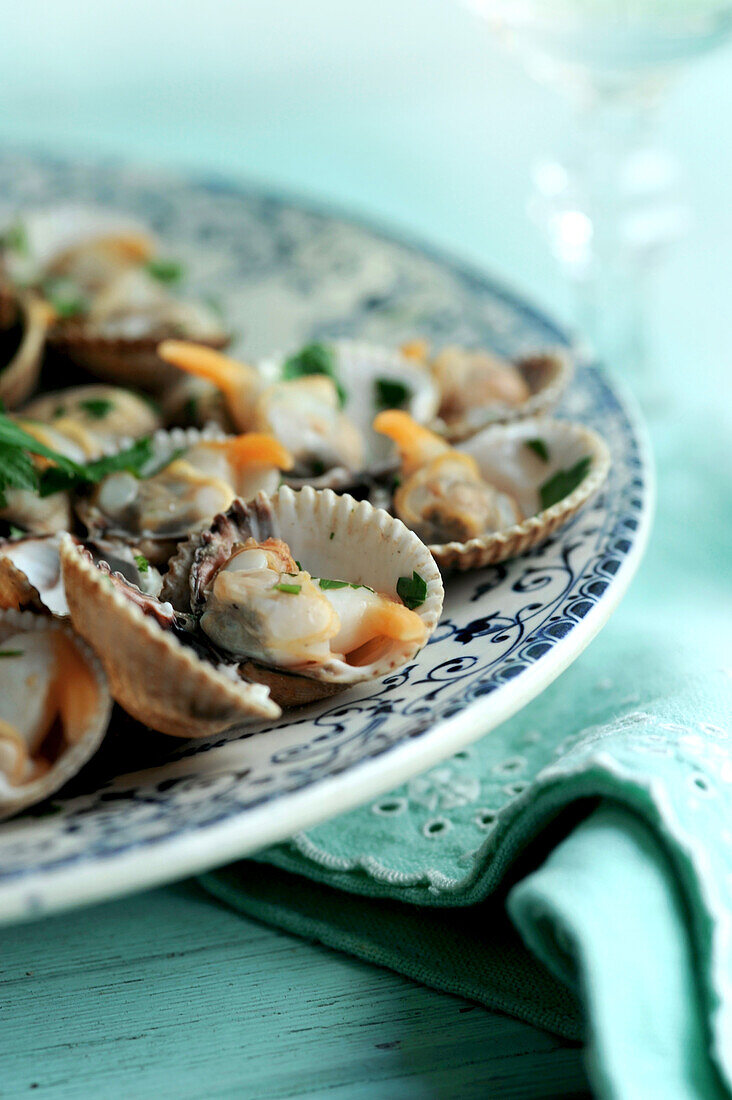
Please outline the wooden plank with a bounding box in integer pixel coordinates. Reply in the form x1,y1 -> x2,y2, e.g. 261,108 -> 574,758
0,883 -> 588,1099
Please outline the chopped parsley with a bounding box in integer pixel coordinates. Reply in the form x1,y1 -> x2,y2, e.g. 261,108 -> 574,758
134,553 -> 150,574
182,396 -> 199,423
0,649 -> 23,658
318,578 -> 374,592
374,377 -> 413,410
38,437 -> 155,498
145,258 -> 185,285
8,525 -> 25,538
295,560 -> 302,570
539,456 -> 591,510
79,398 -> 114,420
0,414 -> 80,508
273,582 -> 301,595
525,438 -> 549,462
397,571 -> 427,610
41,277 -> 88,319
52,405 -> 66,419
0,221 -> 28,255
282,343 -> 347,406
329,531 -> 335,540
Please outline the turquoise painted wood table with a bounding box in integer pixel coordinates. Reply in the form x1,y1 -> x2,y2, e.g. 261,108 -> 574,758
1,2 -> 729,1096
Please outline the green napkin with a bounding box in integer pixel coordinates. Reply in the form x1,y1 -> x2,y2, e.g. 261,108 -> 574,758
201,385 -> 730,1099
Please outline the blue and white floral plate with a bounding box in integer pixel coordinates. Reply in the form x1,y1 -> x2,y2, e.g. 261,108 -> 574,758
0,156 -> 653,924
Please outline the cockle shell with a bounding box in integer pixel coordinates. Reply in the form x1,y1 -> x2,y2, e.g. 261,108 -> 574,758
0,535 -> 162,616
424,418 -> 611,571
431,349 -> 573,443
49,320 -> 229,393
163,485 -> 444,707
59,538 -> 281,737
0,609 -> 112,819
259,340 -> 440,490
74,425 -> 288,565
0,294 -> 51,409
20,384 -> 162,447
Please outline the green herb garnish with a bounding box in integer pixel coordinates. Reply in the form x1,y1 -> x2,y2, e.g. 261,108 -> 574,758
38,437 -> 155,498
282,343 -> 347,406
53,405 -> 66,419
182,396 -> 199,423
42,277 -> 87,319
0,415 -> 82,508
0,649 -> 23,658
79,398 -> 114,420
273,582 -> 301,595
539,456 -> 591,510
374,377 -> 413,410
295,560 -> 302,570
397,571 -> 427,610
145,258 -> 185,285
319,578 -> 374,592
134,553 -> 150,574
525,438 -> 549,462
8,524 -> 25,538
329,531 -> 335,540
0,221 -> 28,255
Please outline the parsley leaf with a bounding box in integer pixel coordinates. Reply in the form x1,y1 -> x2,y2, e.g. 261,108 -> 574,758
396,571 -> 427,610
0,221 -> 28,255
273,582 -> 301,595
282,343 -> 347,406
134,553 -> 150,574
79,398 -> 114,420
319,578 -> 374,592
145,258 -> 185,285
374,377 -> 413,410
0,415 -> 84,508
42,277 -> 88,319
38,437 -> 154,498
539,456 -> 591,510
525,438 -> 549,462
0,649 -> 23,658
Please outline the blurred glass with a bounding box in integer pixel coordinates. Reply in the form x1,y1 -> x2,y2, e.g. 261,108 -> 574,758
461,0 -> 732,383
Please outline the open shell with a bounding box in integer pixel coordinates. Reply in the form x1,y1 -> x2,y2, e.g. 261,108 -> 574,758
20,384 -> 163,447
0,609 -> 112,819
60,538 -> 281,738
0,535 -> 162,616
259,340 -> 440,490
431,349 -> 573,443
74,425 -> 287,565
0,294 -> 51,409
163,485 -> 444,707
49,321 -> 229,393
424,418 -> 611,571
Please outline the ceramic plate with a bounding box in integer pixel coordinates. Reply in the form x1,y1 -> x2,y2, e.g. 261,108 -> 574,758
0,155 -> 653,924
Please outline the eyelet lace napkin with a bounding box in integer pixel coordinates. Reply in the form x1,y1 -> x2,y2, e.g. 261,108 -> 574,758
202,394 -> 730,1099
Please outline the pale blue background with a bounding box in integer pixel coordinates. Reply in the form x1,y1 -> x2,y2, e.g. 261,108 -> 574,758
1,3 -> 730,1096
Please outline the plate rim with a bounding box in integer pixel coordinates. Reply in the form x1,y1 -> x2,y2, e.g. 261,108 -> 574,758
0,166 -> 655,926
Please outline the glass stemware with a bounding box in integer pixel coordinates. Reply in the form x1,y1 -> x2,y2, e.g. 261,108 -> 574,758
461,0 -> 732,383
